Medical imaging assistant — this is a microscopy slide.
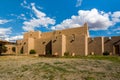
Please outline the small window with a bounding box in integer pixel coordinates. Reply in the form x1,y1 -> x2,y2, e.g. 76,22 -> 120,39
56,37 -> 57,39
24,42 -> 26,45
59,32 -> 61,34
42,41 -> 46,44
72,34 -> 75,40
30,34 -> 32,36
70,34 -> 75,43
53,39 -> 56,43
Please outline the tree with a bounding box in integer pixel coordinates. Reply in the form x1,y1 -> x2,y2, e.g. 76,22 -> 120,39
29,49 -> 36,54
0,45 -> 7,55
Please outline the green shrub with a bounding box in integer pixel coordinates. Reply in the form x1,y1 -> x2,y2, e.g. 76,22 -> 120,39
64,51 -> 69,56
0,45 -> 7,55
103,51 -> 109,56
29,49 -> 36,54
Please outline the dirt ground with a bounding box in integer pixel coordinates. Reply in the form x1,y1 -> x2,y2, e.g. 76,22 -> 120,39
0,55 -> 120,80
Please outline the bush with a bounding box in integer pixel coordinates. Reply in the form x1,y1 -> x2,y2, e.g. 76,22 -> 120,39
64,51 -> 69,56
103,51 -> 109,56
0,45 -> 7,55
29,49 -> 36,54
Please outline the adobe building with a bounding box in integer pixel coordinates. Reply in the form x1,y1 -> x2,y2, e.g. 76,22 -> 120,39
0,40 -> 16,54
14,23 -> 120,56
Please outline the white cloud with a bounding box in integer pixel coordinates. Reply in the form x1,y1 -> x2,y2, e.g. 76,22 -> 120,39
0,19 -> 10,24
51,8 -> 116,30
5,35 -> 23,42
22,3 -> 55,31
0,27 -> 12,40
112,11 -> 120,23
76,0 -> 82,7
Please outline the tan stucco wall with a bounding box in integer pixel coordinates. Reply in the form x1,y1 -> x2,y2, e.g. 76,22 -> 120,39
5,44 -> 16,54
52,35 -> 66,56
66,34 -> 88,56
104,36 -> 120,55
24,31 -> 41,39
88,37 -> 104,55
34,38 -> 51,55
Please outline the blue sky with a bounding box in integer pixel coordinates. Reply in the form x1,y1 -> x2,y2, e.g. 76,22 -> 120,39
0,0 -> 120,41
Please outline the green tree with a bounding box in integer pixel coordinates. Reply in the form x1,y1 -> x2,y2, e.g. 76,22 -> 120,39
0,45 -> 7,55
29,49 -> 36,54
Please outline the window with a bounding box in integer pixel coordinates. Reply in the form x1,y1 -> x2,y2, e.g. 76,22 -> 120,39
30,34 -> 32,37
70,34 -> 75,43
42,41 -> 46,44
24,42 -> 26,45
59,32 -> 61,34
72,34 -> 75,41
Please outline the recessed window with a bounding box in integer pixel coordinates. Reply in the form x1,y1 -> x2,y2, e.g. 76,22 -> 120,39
59,32 -> 61,34
53,40 -> 56,43
24,42 -> 26,45
42,41 -> 46,44
56,37 -> 57,39
30,34 -> 32,36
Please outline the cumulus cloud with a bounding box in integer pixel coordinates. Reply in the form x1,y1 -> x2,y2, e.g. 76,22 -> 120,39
22,3 -> 55,31
51,8 -> 120,30
0,27 -> 12,40
112,11 -> 120,23
76,0 -> 82,7
5,35 -> 23,42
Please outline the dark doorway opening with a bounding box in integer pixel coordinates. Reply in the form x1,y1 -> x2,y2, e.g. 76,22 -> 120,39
45,41 -> 52,56
20,46 -> 24,54
114,45 -> 120,55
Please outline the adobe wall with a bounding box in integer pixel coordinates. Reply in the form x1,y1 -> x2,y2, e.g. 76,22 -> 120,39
41,23 -> 89,39
24,31 -> 41,39
66,34 -> 88,56
5,44 -> 16,54
104,36 -> 120,55
104,37 -> 113,54
34,38 -> 52,55
16,39 -> 29,54
88,37 -> 104,55
52,35 -> 66,56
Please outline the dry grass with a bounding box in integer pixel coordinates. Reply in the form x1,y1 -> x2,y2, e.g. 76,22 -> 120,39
0,55 -> 120,80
